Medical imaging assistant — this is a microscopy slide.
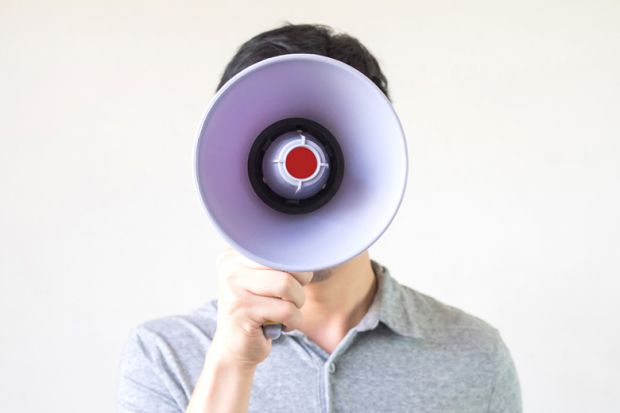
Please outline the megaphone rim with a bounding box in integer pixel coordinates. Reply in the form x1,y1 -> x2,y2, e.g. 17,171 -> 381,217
193,53 -> 409,271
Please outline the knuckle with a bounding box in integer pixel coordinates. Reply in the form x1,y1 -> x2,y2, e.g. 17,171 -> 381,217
281,302 -> 298,321
233,290 -> 251,308
222,267 -> 246,290
231,311 -> 257,335
223,288 -> 249,312
297,292 -> 306,307
276,274 -> 293,297
284,308 -> 301,328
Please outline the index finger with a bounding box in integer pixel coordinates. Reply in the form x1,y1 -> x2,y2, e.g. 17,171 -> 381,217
225,247 -> 314,286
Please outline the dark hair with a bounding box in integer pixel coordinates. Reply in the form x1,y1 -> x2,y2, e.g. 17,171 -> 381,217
216,23 -> 390,100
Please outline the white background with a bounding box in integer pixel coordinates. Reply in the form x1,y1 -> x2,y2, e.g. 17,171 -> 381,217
1,1 -> 619,412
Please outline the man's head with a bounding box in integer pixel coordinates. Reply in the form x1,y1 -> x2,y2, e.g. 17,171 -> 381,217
218,24 -> 387,283
217,23 -> 390,100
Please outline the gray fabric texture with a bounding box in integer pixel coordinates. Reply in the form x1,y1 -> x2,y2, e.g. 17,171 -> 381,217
117,260 -> 522,413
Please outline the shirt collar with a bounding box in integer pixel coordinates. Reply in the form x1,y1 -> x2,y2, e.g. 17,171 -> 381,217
284,259 -> 424,339
354,260 -> 424,339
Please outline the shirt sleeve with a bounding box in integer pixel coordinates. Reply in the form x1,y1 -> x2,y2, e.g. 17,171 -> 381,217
487,331 -> 523,413
117,327 -> 183,413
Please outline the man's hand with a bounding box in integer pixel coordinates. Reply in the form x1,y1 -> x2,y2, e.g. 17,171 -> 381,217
209,247 -> 313,368
186,248 -> 312,413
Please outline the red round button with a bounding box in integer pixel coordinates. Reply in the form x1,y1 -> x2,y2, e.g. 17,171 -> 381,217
285,146 -> 318,179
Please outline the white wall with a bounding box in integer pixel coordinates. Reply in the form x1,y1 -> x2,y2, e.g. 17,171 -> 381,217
1,1 -> 618,412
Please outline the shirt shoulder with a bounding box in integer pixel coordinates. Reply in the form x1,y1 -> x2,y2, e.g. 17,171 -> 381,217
402,284 -> 498,340
117,300 -> 219,413
373,261 -> 499,347
134,299 -> 219,345
394,282 -> 522,411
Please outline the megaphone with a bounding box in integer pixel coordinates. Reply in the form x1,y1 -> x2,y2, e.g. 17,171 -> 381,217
195,54 -> 407,336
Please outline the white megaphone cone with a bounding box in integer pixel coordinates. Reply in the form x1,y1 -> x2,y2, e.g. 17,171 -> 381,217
195,54 -> 408,339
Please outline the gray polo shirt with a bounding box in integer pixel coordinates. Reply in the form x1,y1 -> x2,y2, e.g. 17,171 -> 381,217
117,261 -> 521,413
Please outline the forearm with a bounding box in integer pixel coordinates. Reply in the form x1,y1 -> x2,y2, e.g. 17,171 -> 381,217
185,349 -> 256,413
184,249 -> 308,413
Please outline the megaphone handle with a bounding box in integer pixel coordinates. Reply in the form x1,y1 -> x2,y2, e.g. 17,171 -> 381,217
262,323 -> 283,340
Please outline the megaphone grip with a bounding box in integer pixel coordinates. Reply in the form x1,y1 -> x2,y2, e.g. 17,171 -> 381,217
262,323 -> 282,340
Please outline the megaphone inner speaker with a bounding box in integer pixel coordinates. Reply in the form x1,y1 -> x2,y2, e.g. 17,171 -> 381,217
247,117 -> 345,214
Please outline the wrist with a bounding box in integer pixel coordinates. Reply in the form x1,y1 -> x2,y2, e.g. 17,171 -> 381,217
205,338 -> 259,373
188,341 -> 257,413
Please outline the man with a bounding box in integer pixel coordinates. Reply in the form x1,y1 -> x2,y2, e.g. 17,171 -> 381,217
117,24 -> 521,413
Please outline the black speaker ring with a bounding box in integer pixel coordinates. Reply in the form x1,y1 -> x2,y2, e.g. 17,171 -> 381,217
247,118 -> 345,215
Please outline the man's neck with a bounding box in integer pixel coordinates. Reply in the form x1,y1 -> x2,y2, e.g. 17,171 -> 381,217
299,251 -> 377,354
